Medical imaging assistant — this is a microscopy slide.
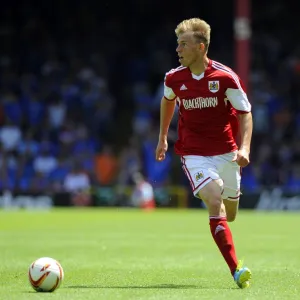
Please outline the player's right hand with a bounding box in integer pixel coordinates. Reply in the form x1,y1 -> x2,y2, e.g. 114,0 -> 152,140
155,139 -> 168,161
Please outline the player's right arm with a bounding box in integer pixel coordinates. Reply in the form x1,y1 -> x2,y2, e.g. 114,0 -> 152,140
156,77 -> 177,161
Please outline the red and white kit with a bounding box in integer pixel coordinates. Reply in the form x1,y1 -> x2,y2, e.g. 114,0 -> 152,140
164,59 -> 251,199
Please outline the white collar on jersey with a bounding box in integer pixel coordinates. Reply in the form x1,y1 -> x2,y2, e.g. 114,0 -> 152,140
191,72 -> 205,80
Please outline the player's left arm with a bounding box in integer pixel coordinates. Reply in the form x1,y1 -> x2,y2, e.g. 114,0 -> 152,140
225,77 -> 253,167
236,112 -> 253,167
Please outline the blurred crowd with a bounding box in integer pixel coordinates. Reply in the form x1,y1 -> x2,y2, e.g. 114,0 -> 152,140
0,0 -> 300,195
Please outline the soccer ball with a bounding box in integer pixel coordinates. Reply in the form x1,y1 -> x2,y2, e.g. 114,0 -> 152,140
28,257 -> 64,292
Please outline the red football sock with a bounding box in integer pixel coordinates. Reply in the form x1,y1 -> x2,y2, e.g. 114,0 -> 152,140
209,216 -> 238,275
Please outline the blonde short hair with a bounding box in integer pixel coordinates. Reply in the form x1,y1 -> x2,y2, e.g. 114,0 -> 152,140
175,18 -> 211,51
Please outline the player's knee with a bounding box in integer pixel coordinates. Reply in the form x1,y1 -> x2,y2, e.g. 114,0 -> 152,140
207,196 -> 223,211
198,181 -> 225,214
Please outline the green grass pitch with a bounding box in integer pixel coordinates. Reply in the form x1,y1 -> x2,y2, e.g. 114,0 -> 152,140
0,208 -> 299,299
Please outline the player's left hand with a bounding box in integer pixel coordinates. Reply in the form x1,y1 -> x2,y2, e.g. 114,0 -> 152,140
232,149 -> 250,167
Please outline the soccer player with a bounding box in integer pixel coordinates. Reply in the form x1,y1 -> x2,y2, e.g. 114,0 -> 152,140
155,18 -> 253,288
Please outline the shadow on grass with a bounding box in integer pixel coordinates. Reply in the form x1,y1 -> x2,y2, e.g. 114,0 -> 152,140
66,283 -> 236,290
24,291 -> 56,293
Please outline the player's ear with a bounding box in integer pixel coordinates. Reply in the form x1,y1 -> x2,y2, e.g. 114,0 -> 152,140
199,42 -> 206,52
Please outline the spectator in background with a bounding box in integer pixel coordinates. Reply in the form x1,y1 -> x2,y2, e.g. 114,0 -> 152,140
58,120 -> 77,154
33,147 -> 58,176
30,172 -> 51,193
118,137 -> 142,185
72,124 -> 97,184
131,172 -> 155,210
24,92 -> 45,127
142,126 -> 172,187
2,91 -> 23,124
47,94 -> 66,129
63,163 -> 91,206
0,118 -> 22,152
0,149 -> 19,190
95,144 -> 118,186
132,82 -> 153,136
18,129 -> 39,156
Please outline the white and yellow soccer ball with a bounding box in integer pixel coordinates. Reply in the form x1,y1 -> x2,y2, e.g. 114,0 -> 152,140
28,257 -> 64,292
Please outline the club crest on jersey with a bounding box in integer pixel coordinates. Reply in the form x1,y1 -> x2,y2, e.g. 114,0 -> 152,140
208,81 -> 219,93
194,171 -> 204,182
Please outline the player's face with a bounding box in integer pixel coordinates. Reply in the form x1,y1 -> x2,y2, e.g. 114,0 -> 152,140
176,32 -> 204,67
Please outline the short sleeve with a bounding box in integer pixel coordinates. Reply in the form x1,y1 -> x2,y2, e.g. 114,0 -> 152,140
225,76 -> 251,113
164,84 -> 176,100
164,73 -> 176,101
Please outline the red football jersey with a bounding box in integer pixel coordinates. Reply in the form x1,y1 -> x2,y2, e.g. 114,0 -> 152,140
164,59 -> 251,156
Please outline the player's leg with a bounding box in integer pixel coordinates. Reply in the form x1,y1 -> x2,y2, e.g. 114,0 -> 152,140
223,199 -> 239,222
181,156 -> 240,281
197,181 -> 239,277
200,181 -> 251,289
219,152 -> 242,222
215,152 -> 252,287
